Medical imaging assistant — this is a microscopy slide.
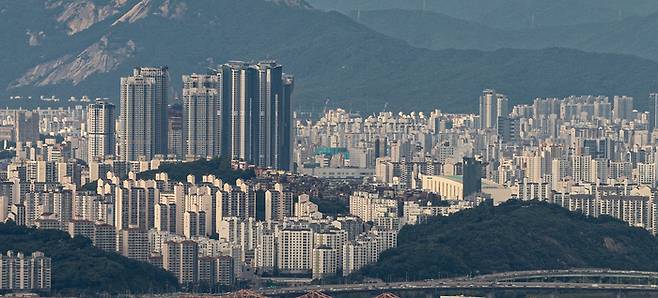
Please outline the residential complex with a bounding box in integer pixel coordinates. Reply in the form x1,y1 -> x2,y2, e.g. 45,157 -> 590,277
0,251 -> 51,292
6,73 -> 658,291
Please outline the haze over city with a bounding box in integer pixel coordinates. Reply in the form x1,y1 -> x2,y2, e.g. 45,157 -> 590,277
4,0 -> 658,297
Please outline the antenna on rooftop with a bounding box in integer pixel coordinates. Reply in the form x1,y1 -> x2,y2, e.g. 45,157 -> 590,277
323,98 -> 330,114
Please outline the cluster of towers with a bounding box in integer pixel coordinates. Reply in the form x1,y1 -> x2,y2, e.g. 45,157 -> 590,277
88,62 -> 293,170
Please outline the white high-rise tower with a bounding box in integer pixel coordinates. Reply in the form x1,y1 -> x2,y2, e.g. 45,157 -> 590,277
119,74 -> 156,161
182,74 -> 221,159
87,100 -> 115,161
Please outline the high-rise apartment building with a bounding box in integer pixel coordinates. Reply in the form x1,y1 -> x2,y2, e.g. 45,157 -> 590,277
264,183 -> 294,222
279,74 -> 294,170
198,255 -> 235,286
496,93 -> 509,123
254,62 -> 282,168
93,223 -> 117,252
613,96 -> 634,121
349,191 -> 398,222
134,67 -> 170,155
162,240 -> 199,285
118,228 -> 149,261
182,74 -> 221,159
342,235 -> 378,276
0,251 -> 51,291
214,61 -> 293,169
86,100 -> 115,161
168,104 -> 184,159
114,181 -> 157,231
312,246 -> 337,279
220,61 -> 257,163
277,227 -> 313,273
479,89 -> 508,129
119,74 -> 156,161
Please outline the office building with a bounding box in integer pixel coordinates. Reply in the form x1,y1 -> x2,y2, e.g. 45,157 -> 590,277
462,157 -> 483,198
14,110 -> 40,144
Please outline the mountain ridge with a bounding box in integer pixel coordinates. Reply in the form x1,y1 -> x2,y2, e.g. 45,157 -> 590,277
2,0 -> 658,113
353,8 -> 658,63
307,0 -> 658,30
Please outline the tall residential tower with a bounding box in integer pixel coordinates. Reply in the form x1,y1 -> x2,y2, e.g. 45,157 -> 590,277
213,61 -> 293,169
87,100 -> 116,161
133,67 -> 170,156
479,89 -> 508,129
119,74 -> 156,161
182,74 -> 221,159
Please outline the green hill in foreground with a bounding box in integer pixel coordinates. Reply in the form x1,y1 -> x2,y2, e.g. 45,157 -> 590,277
360,200 -> 658,281
0,223 -> 179,295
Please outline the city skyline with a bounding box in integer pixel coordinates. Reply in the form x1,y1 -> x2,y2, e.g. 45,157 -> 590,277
5,0 -> 658,297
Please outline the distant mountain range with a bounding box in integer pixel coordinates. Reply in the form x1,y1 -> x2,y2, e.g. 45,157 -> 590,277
307,0 -> 658,30
360,200 -> 658,281
2,0 -> 658,113
352,8 -> 658,63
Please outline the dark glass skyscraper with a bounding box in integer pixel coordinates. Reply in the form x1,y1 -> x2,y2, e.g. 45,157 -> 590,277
210,61 -> 294,169
462,157 -> 483,198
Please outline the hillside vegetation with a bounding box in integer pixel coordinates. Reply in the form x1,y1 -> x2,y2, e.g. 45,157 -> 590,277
0,223 -> 179,295
136,158 -> 256,184
360,200 -> 658,281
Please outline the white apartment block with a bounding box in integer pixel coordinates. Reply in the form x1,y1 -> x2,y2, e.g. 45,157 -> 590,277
0,251 -> 51,292
349,191 -> 398,222
277,227 -> 313,273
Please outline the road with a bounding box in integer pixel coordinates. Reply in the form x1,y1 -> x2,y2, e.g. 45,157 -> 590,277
258,269 -> 658,296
